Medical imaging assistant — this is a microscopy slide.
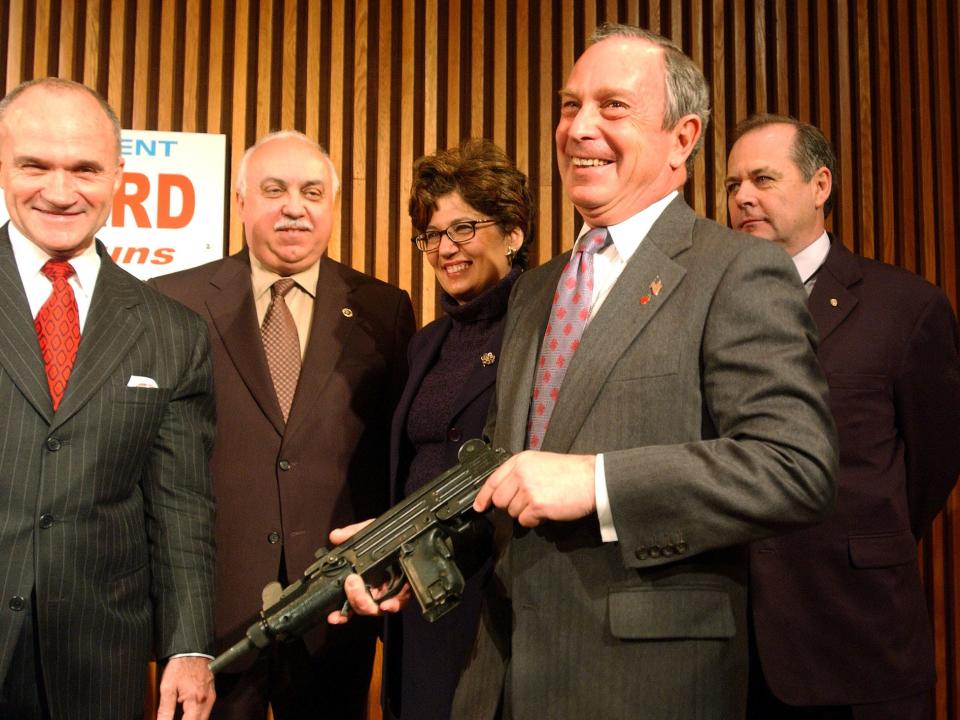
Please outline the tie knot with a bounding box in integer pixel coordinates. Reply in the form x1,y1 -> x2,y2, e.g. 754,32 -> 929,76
271,278 -> 297,298
576,227 -> 610,256
41,259 -> 76,282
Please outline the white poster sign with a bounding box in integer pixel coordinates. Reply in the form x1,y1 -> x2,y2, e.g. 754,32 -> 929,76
0,129 -> 227,280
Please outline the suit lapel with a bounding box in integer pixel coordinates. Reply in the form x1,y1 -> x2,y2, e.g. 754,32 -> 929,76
284,259 -> 357,436
388,317 -> 450,486
52,243 -> 145,430
808,239 -> 860,343
541,199 -> 693,452
205,250 -> 285,434
498,257 -> 567,450
393,318 -> 449,433
448,320 -> 504,421
0,224 -> 53,421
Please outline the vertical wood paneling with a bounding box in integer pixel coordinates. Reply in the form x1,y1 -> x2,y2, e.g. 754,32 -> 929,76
374,0 -> 391,283
2,2 -> 958,718
351,0 -> 368,272
326,0 -> 345,260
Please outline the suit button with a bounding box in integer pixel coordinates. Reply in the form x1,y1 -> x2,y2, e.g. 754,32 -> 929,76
447,428 -> 462,443
39,514 -> 55,529
45,437 -> 61,451
648,545 -> 661,558
9,596 -> 25,611
675,542 -> 688,554
267,531 -> 281,544
661,544 -> 675,557
635,547 -> 648,560
278,460 -> 291,471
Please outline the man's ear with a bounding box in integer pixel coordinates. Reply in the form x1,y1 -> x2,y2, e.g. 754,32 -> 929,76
669,113 -> 702,171
111,157 -> 126,195
812,166 -> 832,211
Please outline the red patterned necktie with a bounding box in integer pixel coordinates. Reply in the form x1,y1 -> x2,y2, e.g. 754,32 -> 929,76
526,227 -> 610,449
35,260 -> 81,411
261,278 -> 301,422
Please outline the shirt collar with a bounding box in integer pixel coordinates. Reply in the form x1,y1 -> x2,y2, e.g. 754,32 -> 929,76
576,190 -> 678,264
7,221 -> 101,299
249,252 -> 321,301
791,232 -> 831,283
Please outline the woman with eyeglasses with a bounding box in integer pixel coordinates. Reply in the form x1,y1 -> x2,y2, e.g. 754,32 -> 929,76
382,138 -> 533,720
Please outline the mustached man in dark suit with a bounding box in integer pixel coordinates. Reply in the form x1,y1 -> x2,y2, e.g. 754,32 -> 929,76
727,114 -> 960,719
0,79 -> 216,719
151,130 -> 415,719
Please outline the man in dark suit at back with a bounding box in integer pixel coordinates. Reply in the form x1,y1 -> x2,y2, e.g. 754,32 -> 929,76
151,130 -> 415,719
0,79 -> 217,719
726,114 -> 960,719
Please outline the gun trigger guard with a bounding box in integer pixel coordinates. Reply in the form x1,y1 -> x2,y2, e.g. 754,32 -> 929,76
374,566 -> 406,605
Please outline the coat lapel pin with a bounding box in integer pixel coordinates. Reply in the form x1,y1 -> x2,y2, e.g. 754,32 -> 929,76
480,352 -> 496,367
640,276 -> 663,305
341,307 -> 354,318
829,298 -> 838,307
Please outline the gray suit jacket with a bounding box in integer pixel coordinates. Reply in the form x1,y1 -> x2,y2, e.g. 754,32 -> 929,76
0,224 -> 216,719
453,198 -> 838,720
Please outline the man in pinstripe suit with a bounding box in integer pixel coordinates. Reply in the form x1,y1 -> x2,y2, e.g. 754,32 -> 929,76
0,79 -> 216,719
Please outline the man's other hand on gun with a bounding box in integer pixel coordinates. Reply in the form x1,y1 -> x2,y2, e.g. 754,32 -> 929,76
326,519 -> 413,624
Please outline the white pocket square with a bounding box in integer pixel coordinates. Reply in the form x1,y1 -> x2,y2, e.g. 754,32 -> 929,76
127,375 -> 159,389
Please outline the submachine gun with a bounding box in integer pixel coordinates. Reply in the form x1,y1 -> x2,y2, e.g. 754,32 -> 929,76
209,439 -> 509,673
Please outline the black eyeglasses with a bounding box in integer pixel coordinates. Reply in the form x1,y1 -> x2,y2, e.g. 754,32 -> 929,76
412,219 -> 498,253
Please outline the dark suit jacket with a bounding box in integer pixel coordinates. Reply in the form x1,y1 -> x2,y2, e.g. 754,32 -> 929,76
452,197 -> 838,720
750,238 -> 960,706
0,224 -> 216,719
383,311 -> 503,719
151,250 -> 414,703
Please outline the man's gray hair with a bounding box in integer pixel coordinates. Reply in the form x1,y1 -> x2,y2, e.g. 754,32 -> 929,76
235,130 -> 340,197
588,22 -> 711,172
732,113 -> 837,217
0,77 -> 122,157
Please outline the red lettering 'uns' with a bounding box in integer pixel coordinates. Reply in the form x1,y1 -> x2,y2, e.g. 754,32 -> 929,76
108,247 -> 176,265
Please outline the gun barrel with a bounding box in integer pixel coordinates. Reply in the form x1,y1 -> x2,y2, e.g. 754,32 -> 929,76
209,636 -> 255,674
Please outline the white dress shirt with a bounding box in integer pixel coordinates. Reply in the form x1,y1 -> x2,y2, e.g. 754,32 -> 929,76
569,191 -> 678,542
792,231 -> 831,284
8,222 -> 100,330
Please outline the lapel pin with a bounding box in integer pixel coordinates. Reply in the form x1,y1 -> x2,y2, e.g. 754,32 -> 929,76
639,295 -> 651,305
341,307 -> 354,318
829,298 -> 838,307
480,352 -> 496,367
650,275 -> 663,296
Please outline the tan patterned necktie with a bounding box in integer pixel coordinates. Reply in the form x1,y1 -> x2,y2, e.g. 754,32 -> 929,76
261,278 -> 301,422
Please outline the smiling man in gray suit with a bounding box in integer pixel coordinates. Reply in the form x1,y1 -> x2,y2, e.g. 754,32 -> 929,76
447,24 -> 839,719
0,79 -> 215,719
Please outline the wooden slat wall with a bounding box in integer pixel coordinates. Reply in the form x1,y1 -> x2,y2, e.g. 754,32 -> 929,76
3,1 -> 959,718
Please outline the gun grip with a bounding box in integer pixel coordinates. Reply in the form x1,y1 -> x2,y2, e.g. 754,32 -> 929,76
398,527 -> 466,623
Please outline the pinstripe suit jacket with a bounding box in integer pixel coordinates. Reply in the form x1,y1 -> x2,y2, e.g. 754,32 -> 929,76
0,224 -> 216,719
453,197 -> 838,720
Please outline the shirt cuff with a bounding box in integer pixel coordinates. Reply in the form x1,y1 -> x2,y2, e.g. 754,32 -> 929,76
169,652 -> 214,660
594,453 -> 618,542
